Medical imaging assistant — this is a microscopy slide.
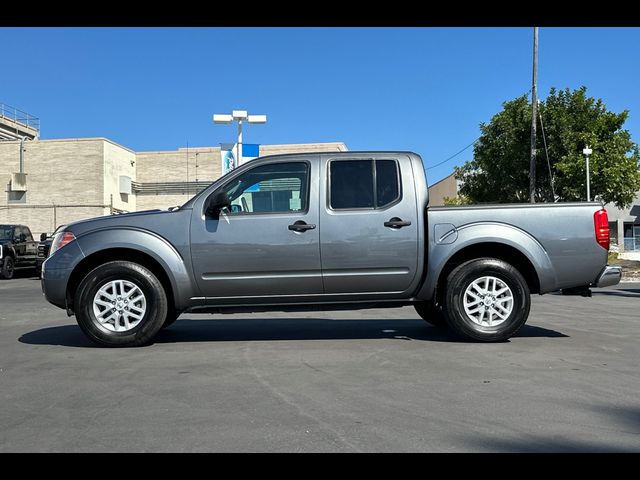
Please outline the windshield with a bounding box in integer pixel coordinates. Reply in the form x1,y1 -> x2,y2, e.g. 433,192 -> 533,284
0,225 -> 14,240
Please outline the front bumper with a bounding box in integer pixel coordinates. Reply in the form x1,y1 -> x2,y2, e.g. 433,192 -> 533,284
593,265 -> 623,288
40,240 -> 84,310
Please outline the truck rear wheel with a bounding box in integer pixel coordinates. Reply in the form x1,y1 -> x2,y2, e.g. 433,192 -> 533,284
443,258 -> 530,342
1,256 -> 15,279
414,301 -> 447,328
74,261 -> 168,347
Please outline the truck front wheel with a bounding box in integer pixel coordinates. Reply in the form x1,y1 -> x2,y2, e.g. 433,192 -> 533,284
74,261 -> 168,347
443,258 -> 530,342
1,256 -> 15,279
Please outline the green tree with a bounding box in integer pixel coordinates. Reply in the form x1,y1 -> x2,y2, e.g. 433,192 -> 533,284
454,86 -> 640,208
443,194 -> 471,205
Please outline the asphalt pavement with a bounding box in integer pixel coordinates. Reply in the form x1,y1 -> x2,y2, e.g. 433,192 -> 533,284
1,274 -> 639,452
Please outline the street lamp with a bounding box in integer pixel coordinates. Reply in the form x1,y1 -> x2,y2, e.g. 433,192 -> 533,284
583,146 -> 592,201
213,110 -> 267,169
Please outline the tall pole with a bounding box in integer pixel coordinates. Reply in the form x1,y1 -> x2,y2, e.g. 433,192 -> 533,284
529,27 -> 539,204
583,146 -> 592,201
236,120 -> 243,169
586,155 -> 591,201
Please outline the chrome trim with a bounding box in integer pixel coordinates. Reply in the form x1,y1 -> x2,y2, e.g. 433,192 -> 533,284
593,265 -> 622,288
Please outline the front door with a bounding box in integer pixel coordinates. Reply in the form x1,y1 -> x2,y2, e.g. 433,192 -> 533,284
319,155 -> 420,296
190,159 -> 323,300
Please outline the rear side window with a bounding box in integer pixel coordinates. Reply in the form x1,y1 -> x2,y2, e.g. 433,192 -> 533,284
329,159 -> 400,210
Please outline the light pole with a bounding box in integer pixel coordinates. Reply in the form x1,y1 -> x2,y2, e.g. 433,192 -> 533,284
213,110 -> 267,169
583,146 -> 592,201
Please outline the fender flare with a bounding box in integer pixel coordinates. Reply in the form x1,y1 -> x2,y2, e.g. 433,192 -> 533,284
417,222 -> 557,301
74,227 -> 194,310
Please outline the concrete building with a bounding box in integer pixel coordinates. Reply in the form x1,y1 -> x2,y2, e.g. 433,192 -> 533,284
427,172 -> 460,206
605,192 -> 640,259
0,135 -> 347,237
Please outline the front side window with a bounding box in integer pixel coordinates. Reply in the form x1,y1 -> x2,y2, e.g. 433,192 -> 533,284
222,162 -> 309,215
19,226 -> 33,242
329,159 -> 400,210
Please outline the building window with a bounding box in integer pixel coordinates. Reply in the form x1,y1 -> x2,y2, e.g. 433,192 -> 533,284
329,159 -> 401,210
7,190 -> 26,204
609,221 -> 618,246
623,222 -> 639,251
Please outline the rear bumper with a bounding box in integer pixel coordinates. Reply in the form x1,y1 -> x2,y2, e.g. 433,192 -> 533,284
593,265 -> 622,288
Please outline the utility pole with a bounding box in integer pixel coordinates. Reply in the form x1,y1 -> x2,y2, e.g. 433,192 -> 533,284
530,27 -> 539,204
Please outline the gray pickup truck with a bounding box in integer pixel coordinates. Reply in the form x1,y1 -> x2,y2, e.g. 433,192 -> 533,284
41,151 -> 621,347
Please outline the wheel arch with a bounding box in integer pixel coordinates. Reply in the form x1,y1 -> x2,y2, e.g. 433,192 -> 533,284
67,229 -> 195,313
417,223 -> 557,302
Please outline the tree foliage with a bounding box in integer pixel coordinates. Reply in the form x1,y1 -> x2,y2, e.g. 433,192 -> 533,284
454,86 -> 640,208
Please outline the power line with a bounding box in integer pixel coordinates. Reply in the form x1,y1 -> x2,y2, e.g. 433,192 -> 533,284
426,88 -> 533,171
425,137 -> 480,171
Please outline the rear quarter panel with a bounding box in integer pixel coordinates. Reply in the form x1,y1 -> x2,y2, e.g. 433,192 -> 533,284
420,203 -> 607,299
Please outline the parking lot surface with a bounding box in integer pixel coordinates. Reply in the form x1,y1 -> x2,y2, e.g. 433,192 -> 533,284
1,275 -> 639,452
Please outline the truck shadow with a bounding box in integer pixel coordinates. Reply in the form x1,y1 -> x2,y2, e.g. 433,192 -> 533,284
591,289 -> 640,297
18,319 -> 568,348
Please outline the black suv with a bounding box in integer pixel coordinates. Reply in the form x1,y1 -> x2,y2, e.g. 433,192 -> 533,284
0,224 -> 39,279
36,225 -> 65,277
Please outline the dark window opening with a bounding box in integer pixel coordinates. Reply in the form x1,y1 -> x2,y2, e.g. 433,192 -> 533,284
329,159 -> 400,210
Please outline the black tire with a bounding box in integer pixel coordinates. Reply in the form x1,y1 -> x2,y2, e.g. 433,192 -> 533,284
442,258 -> 530,342
75,261 -> 168,347
414,301 -> 447,328
161,310 -> 180,329
1,256 -> 15,279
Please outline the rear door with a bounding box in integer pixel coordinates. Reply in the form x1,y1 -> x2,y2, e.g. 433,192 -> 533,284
319,154 -> 419,296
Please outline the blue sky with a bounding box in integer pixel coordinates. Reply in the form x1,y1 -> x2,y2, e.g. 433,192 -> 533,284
1,27 -> 638,183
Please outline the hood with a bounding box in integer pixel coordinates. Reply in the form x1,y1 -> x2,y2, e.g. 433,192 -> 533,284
64,209 -> 178,236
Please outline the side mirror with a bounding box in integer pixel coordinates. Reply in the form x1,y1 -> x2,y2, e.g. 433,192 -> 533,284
19,234 -> 26,243
205,191 -> 231,217
40,233 -> 47,242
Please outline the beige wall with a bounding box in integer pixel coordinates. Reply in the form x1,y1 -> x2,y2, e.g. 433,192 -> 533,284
0,138 -> 105,236
428,173 -> 459,207
104,140 -> 137,212
136,147 -> 220,183
135,147 -> 221,211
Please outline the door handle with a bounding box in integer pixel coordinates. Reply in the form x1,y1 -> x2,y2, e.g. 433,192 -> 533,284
288,221 -> 316,232
384,217 -> 411,229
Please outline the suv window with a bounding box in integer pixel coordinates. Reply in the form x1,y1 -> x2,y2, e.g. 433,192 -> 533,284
19,226 -> 33,242
329,159 -> 400,210
0,225 -> 13,241
222,162 -> 309,215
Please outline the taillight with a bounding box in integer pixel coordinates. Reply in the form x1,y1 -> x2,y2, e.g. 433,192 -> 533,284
594,209 -> 609,251
49,231 -> 76,256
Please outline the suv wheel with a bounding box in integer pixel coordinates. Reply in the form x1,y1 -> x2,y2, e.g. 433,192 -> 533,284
75,261 -> 168,347
1,256 -> 15,279
443,258 -> 530,342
